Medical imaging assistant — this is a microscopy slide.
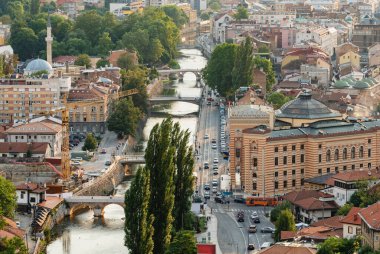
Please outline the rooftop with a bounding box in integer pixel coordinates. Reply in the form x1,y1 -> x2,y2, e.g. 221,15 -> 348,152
229,104 -> 273,118
15,183 -> 48,193
340,207 -> 362,226
5,122 -> 62,135
359,202 -> 380,230
311,216 -> 344,229
331,170 -> 380,183
0,142 -> 50,155
257,244 -> 316,254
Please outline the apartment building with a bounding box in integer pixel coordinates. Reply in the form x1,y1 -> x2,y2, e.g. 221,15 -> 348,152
359,202 -> 380,251
352,23 -> 380,50
56,0 -> 85,18
248,11 -> 296,25
296,27 -> 337,56
212,12 -> 233,44
228,91 -> 380,196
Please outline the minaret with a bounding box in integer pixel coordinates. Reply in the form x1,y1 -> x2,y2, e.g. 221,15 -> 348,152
46,15 -> 53,65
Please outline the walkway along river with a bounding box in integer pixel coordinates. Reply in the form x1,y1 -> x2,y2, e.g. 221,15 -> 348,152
47,49 -> 208,254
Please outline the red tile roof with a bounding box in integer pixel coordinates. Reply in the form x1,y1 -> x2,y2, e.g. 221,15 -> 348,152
257,244 -> 316,254
68,87 -> 103,101
38,196 -> 64,210
311,216 -> 344,229
16,183 -> 48,193
283,190 -> 333,203
340,207 -> 362,226
0,142 -> 49,155
5,122 -> 61,134
53,55 -> 77,64
295,197 -> 339,211
332,170 -> 380,182
282,226 -> 343,241
359,202 -> 380,230
0,217 -> 25,239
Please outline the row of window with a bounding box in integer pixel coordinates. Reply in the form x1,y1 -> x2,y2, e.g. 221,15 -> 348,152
252,179 -> 304,191
322,147 -> 370,162
318,163 -> 372,175
274,144 -> 305,153
274,154 -> 305,165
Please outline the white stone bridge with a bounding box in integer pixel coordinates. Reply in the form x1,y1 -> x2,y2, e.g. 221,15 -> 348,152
157,68 -> 202,83
120,153 -> 145,165
65,196 -> 124,217
149,96 -> 201,105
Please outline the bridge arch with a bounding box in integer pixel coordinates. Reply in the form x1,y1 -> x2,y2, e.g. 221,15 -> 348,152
65,196 -> 125,218
69,204 -> 94,217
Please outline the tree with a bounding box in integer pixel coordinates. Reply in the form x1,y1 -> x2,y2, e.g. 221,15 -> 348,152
171,123 -> 195,231
6,1 -> 24,20
107,98 -> 142,137
258,45 -> 270,53
200,12 -> 210,20
234,6 -> 248,20
337,203 -> 353,216
317,237 -> 357,254
82,133 -> 97,151
121,67 -> 149,113
30,0 -> 40,15
166,230 -> 197,254
232,36 -> 254,90
253,57 -> 275,92
145,119 -> 176,254
96,58 -> 110,68
202,43 -> 237,98
74,10 -> 103,46
267,92 -> 292,109
209,1 -> 221,11
161,5 -> 188,28
74,54 -> 92,68
270,201 -> 291,223
124,167 -> 154,254
117,53 -> 136,70
10,27 -> 38,60
0,236 -> 28,254
97,32 -> 112,56
349,179 -> 380,207
274,209 -> 295,242
0,176 -> 16,219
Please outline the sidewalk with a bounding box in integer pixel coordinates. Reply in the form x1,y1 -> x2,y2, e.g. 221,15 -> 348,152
196,205 -> 222,254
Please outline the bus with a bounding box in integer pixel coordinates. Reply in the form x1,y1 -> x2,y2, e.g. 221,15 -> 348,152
245,197 -> 279,206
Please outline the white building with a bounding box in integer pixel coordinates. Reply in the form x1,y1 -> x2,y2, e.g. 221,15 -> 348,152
5,121 -> 63,156
304,0 -> 339,10
0,142 -> 51,158
300,64 -> 330,86
16,183 -> 48,212
296,27 -> 337,55
340,207 -> 362,239
248,11 -> 296,25
212,13 -> 233,43
324,170 -> 380,207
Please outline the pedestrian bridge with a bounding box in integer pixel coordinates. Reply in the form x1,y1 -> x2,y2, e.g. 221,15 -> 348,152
65,196 -> 124,217
149,96 -> 201,105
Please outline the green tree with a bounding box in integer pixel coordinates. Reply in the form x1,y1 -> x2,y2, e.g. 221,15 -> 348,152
74,54 -> 92,68
258,45 -> 270,53
30,0 -> 40,15
209,1 -> 221,11
6,1 -> 24,20
267,92 -> 292,109
253,57 -> 275,92
82,133 -> 97,151
270,201 -> 291,223
232,36 -> 254,90
234,6 -> 248,20
107,98 -> 142,137
121,67 -> 149,113
10,27 -> 38,60
171,123 -> 195,231
74,10 -> 103,46
124,167 -> 154,254
0,236 -> 28,254
96,58 -> 110,68
145,119 -> 176,254
274,209 -> 296,242
166,230 -> 197,254
200,12 -> 210,20
117,53 -> 136,70
161,5 -> 188,28
337,203 -> 354,216
349,179 -> 380,207
317,237 -> 357,254
97,32 -> 112,56
0,176 -> 17,220
202,43 -> 237,98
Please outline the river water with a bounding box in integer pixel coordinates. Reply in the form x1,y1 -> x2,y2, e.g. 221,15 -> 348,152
47,49 -> 207,254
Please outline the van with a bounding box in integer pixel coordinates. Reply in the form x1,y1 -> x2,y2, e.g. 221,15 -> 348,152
204,162 -> 209,169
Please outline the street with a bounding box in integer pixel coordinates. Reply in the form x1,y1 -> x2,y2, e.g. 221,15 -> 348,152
196,86 -> 275,253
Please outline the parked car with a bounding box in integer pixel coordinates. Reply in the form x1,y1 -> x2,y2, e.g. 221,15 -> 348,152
101,148 -> 106,154
212,187 -> 217,193
193,195 -> 202,203
204,184 -> 210,190
215,196 -> 226,204
213,158 -> 219,164
247,244 -> 255,250
260,242 -> 273,250
261,227 -> 275,234
105,161 -> 112,166
211,144 -> 217,149
211,138 -> 217,144
253,217 -> 260,223
204,191 -> 210,199
204,134 -> 209,139
248,225 -> 257,233
212,180 -> 218,186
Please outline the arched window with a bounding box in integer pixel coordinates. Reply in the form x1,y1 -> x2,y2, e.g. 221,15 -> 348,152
334,149 -> 339,161
351,147 -> 356,159
359,146 -> 364,158
326,150 -> 331,162
343,148 -> 347,160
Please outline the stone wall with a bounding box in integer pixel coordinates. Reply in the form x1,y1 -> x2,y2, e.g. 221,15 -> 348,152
0,163 -> 57,185
75,159 -> 126,196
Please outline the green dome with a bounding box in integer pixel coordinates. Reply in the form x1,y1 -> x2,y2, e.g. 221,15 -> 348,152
354,81 -> 370,89
343,78 -> 355,85
362,78 -> 374,86
334,80 -> 350,88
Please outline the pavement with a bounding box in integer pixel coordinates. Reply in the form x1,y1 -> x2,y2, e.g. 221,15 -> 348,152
196,205 -> 223,254
14,212 -> 36,253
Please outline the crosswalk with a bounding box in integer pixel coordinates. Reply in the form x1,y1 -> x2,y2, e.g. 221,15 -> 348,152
212,208 -> 267,214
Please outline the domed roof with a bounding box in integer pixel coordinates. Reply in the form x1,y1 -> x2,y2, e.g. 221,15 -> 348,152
276,92 -> 341,119
362,78 -> 375,86
334,80 -> 350,88
354,81 -> 370,89
25,59 -> 53,72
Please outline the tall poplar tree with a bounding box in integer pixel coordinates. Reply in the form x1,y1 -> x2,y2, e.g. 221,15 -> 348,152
232,36 -> 254,89
146,119 -> 176,254
171,123 -> 195,230
124,167 -> 154,254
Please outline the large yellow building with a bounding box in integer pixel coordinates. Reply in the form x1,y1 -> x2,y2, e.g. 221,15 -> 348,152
229,91 -> 380,197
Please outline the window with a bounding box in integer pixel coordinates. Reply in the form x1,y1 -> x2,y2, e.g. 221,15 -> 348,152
343,148 -> 347,160
292,155 -> 296,164
292,170 -> 296,175
300,154 -> 304,163
283,146 -> 287,152
275,172 -> 278,177
301,168 -> 304,174
334,149 -> 339,161
343,165 -> 347,171
236,148 -> 241,158
348,226 -> 353,234
30,197 -> 36,203
368,149 -> 371,158
253,182 -> 257,190
292,145 -> 296,151
352,165 -> 355,170
253,158 -> 258,167
319,154 -> 322,163
359,146 -> 363,158
283,171 -> 287,176
368,163 -> 372,169
275,181 -> 278,189
318,144 -> 322,149
368,139 -> 371,144
360,163 -> 363,169
300,144 -> 304,150
253,172 -> 257,178
283,181 -> 288,188
275,157 -> 278,166
318,168 -> 322,175
301,179 -> 304,186
326,150 -> 331,162
283,156 -> 287,165
274,147 -> 279,153
326,168 -> 330,173
20,191 -> 25,199
292,179 -> 296,187
351,147 -> 356,159
335,167 -> 339,173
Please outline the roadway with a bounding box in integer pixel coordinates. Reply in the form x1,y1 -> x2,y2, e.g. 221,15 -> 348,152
196,86 -> 274,253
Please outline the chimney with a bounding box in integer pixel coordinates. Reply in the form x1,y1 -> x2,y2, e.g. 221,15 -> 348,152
65,61 -> 69,73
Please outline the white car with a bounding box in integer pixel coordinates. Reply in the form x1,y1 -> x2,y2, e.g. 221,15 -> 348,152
213,158 -> 219,164
211,144 -> 217,149
204,134 -> 209,139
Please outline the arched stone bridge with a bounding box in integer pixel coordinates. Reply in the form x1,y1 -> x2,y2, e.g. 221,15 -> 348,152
157,68 -> 202,83
65,196 -> 124,217
149,96 -> 201,105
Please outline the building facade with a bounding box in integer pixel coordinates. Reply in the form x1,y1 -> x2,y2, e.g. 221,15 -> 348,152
228,92 -> 380,196
359,202 -> 380,251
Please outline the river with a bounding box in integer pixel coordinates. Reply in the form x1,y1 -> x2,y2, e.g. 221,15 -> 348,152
47,49 -> 207,254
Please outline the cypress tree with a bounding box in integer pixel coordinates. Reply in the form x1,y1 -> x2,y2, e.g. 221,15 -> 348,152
146,119 -> 176,254
124,167 -> 154,254
232,36 -> 254,89
171,123 -> 195,230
